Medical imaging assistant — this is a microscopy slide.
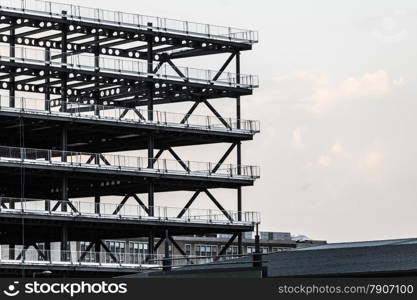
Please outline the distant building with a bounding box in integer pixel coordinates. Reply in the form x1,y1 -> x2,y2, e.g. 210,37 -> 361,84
123,238 -> 417,278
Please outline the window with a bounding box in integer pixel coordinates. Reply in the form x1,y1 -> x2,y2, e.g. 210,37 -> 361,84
128,242 -> 148,264
195,245 -> 217,264
247,246 -> 268,254
105,241 -> 126,263
226,245 -> 238,258
185,244 -> 192,256
272,247 -> 287,253
61,241 -> 71,262
36,243 -> 45,261
80,241 -> 96,263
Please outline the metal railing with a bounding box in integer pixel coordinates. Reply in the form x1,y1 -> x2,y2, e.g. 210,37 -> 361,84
0,146 -> 260,179
0,96 -> 260,134
0,248 -> 254,269
0,197 -> 260,225
0,45 -> 259,89
0,0 -> 258,44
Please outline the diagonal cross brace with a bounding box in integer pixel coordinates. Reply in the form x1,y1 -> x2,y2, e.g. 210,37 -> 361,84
167,147 -> 190,173
203,100 -> 232,130
212,53 -> 236,81
205,190 -> 233,222
212,144 -> 237,174
215,233 -> 238,261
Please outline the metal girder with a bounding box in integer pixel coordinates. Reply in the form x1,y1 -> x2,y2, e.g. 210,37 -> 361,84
166,147 -> 190,173
212,53 -> 235,81
99,240 -> 118,263
168,236 -> 187,257
212,143 -> 237,174
176,190 -> 201,218
153,237 -> 165,252
112,194 -> 130,215
32,243 -> 48,261
180,101 -> 200,124
51,200 -> 79,214
79,242 -> 95,261
0,64 -> 251,106
166,59 -> 187,81
205,189 -> 233,222
0,21 -> 31,33
131,194 -> 150,215
203,99 -> 232,130
0,10 -> 252,55
215,233 -> 238,261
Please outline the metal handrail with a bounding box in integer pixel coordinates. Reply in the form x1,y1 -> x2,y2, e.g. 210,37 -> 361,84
0,197 -> 261,225
0,0 -> 258,44
0,45 -> 259,89
0,249 -> 256,268
0,95 -> 260,133
0,146 -> 261,179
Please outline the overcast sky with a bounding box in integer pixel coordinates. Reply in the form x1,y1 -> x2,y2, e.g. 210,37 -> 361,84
53,0 -> 417,243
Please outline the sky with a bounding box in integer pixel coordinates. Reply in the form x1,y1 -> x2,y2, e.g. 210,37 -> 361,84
43,0 -> 417,243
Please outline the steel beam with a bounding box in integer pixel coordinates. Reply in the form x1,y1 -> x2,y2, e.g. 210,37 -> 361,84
205,190 -> 233,222
215,233 -> 238,261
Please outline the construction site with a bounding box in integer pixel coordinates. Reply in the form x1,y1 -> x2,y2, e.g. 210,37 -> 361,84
0,0 -> 260,277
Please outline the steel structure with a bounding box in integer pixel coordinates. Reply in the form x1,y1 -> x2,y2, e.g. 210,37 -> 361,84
0,0 -> 259,277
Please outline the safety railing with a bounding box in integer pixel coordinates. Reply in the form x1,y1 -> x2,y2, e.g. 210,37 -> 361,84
0,45 -> 259,89
0,0 -> 258,44
0,248 -> 253,269
0,197 -> 260,225
0,146 -> 260,180
0,96 -> 260,134
0,248 -> 164,268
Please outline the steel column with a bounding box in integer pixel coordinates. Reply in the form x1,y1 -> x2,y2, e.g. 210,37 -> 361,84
236,51 -> 243,254
163,229 -> 172,271
44,48 -> 51,110
60,11 -> 68,112
9,21 -> 15,107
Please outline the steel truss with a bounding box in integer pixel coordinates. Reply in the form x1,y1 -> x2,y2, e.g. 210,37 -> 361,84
0,3 -> 259,276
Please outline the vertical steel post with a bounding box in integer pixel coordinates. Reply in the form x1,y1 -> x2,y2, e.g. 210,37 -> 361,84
61,226 -> 68,262
9,21 -> 15,107
163,230 -> 172,271
236,51 -> 243,254
253,223 -> 262,268
147,22 -> 155,256
95,240 -> 101,263
94,32 -> 100,116
61,11 -> 68,112
61,127 -> 68,212
45,48 -> 51,110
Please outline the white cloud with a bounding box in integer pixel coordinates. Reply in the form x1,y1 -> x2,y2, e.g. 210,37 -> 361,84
331,143 -> 345,156
291,128 -> 304,149
363,151 -> 384,168
281,70 -> 403,114
318,155 -> 332,167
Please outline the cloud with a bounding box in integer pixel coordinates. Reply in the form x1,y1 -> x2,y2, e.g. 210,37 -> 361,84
363,151 -> 384,168
318,155 -> 332,168
331,143 -> 345,156
277,70 -> 403,114
291,128 -> 304,149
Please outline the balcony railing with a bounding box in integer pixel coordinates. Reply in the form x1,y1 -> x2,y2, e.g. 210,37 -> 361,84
0,45 -> 259,89
0,0 -> 258,44
0,197 -> 260,225
0,96 -> 260,134
0,248 -> 251,269
0,146 -> 260,180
